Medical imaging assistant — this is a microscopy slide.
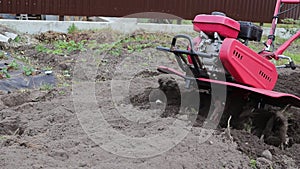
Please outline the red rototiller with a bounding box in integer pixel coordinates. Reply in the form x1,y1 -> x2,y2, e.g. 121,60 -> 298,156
156,0 -> 300,146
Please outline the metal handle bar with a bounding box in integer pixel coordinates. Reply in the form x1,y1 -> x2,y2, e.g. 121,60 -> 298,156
276,55 -> 297,70
156,47 -> 214,58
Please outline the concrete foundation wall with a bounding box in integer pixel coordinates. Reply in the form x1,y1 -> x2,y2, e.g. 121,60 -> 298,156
0,19 -> 292,38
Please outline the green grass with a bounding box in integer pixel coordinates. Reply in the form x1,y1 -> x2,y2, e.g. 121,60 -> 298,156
23,66 -> 35,76
0,135 -> 7,140
0,51 -> 7,60
36,40 -> 87,56
8,60 -> 19,70
276,37 -> 300,64
282,51 -> 300,63
249,159 -> 257,169
0,67 -> 10,78
181,20 -> 193,25
40,83 -> 54,91
13,36 -> 21,43
68,23 -> 79,34
87,32 -> 173,56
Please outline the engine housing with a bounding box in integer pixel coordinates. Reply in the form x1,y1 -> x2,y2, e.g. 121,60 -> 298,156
220,38 -> 278,90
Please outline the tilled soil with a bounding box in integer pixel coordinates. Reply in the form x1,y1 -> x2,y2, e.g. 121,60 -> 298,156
0,30 -> 299,168
0,49 -> 252,169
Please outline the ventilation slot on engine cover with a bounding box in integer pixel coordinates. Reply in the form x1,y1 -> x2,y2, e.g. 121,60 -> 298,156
233,50 -> 243,60
259,70 -> 272,82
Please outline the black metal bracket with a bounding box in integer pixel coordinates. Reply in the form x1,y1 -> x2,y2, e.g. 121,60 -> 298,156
157,34 -> 215,78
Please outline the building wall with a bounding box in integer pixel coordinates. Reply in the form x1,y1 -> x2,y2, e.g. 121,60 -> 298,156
0,0 -> 299,22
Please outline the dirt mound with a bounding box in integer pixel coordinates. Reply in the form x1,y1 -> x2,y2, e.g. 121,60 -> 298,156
135,70 -> 160,78
35,31 -> 70,43
274,71 -> 300,97
48,29 -> 119,44
274,69 -> 300,147
231,129 -> 275,157
0,116 -> 25,136
287,108 -> 300,145
1,91 -> 31,107
229,69 -> 300,168
129,76 -> 204,119
287,144 -> 300,167
231,129 -> 298,168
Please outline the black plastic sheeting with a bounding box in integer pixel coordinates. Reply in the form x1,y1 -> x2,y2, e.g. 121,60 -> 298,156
0,73 -> 56,92
0,51 -> 56,93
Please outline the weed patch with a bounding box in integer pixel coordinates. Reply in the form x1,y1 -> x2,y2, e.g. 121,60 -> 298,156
40,83 -> 54,91
87,32 -> 172,56
36,40 -> 87,56
22,66 -> 35,76
68,23 -> 79,34
0,67 -> 10,79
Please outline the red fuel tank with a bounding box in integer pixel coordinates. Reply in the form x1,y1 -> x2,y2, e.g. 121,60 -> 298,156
193,14 -> 240,38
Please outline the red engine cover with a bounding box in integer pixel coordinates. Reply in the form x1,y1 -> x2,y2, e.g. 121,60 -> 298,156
193,14 -> 240,38
220,38 -> 278,90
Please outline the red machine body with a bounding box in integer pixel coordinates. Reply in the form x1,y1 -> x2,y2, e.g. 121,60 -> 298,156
220,38 -> 278,90
157,66 -> 300,107
156,0 -> 300,148
157,0 -> 300,108
193,15 -> 240,38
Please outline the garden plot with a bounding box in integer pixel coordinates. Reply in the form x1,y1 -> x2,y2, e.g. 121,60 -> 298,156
0,26 -> 299,168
